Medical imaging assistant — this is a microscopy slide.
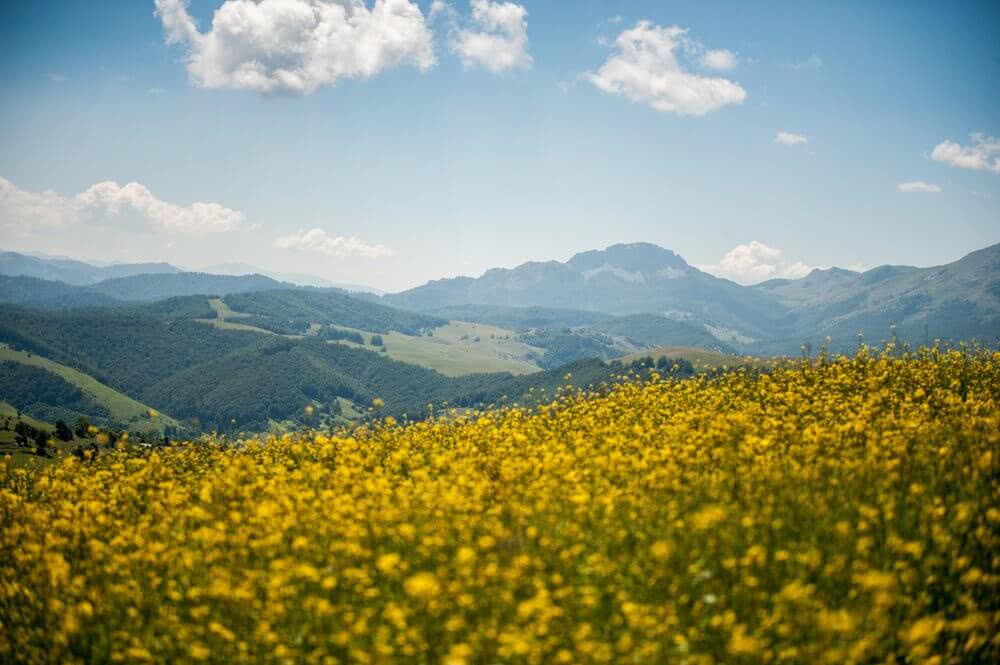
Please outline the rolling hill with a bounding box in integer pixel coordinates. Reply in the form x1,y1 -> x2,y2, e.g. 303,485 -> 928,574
0,302 -> 677,432
0,344 -> 180,433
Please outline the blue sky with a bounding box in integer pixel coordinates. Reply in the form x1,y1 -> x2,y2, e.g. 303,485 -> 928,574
1,0 -> 998,291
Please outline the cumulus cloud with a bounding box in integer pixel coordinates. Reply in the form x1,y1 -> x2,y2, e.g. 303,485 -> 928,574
701,49 -> 737,71
274,228 -> 394,258
587,22 -> 746,116
930,133 -> 1000,174
775,131 -> 808,145
449,0 -> 531,73
700,241 -> 814,284
896,180 -> 942,193
154,0 -> 436,95
0,176 -> 243,235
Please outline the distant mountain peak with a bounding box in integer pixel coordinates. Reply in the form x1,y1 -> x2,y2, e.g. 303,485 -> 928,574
567,243 -> 689,274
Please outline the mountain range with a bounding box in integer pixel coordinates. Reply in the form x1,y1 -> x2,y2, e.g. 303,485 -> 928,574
0,251 -> 181,285
0,252 -> 379,294
385,242 -> 1000,351
2,243 -> 999,354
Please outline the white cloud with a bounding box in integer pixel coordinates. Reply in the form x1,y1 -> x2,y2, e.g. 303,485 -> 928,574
781,261 -> 813,279
701,49 -> 737,71
0,178 -> 77,228
930,133 -> 1000,174
0,176 -> 242,235
154,0 -> 436,95
700,241 -> 814,284
775,131 -> 808,145
587,22 -> 746,116
429,0 -> 449,19
46,73 -> 67,83
897,180 -> 942,193
274,228 -> 394,258
450,0 -> 531,73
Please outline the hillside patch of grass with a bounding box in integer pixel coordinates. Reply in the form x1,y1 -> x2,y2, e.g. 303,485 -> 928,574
0,345 -> 179,432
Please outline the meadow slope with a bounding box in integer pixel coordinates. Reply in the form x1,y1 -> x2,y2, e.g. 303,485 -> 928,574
1,348 -> 997,663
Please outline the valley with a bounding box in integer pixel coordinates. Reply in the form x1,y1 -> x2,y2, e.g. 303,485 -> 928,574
0,242 -> 996,439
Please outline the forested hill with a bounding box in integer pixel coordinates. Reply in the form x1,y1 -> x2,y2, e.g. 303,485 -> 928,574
0,303 -> 682,433
90,272 -> 288,301
223,290 -> 445,335
0,275 -> 121,308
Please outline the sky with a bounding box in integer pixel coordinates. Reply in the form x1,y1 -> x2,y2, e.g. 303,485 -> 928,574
1,0 -> 998,292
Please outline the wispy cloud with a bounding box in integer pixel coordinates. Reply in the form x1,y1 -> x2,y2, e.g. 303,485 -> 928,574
46,73 -> 67,83
775,131 -> 808,145
897,180 -> 942,193
588,22 -> 746,116
785,53 -> 823,70
930,133 -> 1000,174
274,228 -> 394,259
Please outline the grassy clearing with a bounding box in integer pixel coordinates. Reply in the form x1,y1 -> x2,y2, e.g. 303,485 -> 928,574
203,303 -> 560,376
319,321 -> 546,376
382,321 -> 544,376
0,345 -> 179,432
197,318 -> 280,335
208,297 -> 551,375
208,297 -> 252,319
202,298 -> 319,339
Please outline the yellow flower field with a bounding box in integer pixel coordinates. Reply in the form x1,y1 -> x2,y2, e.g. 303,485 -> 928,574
1,348 -> 998,664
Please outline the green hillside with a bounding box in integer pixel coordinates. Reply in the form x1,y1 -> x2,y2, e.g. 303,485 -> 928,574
222,289 -> 446,335
204,294 -> 543,375
0,344 -> 180,432
0,302 -> 699,433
